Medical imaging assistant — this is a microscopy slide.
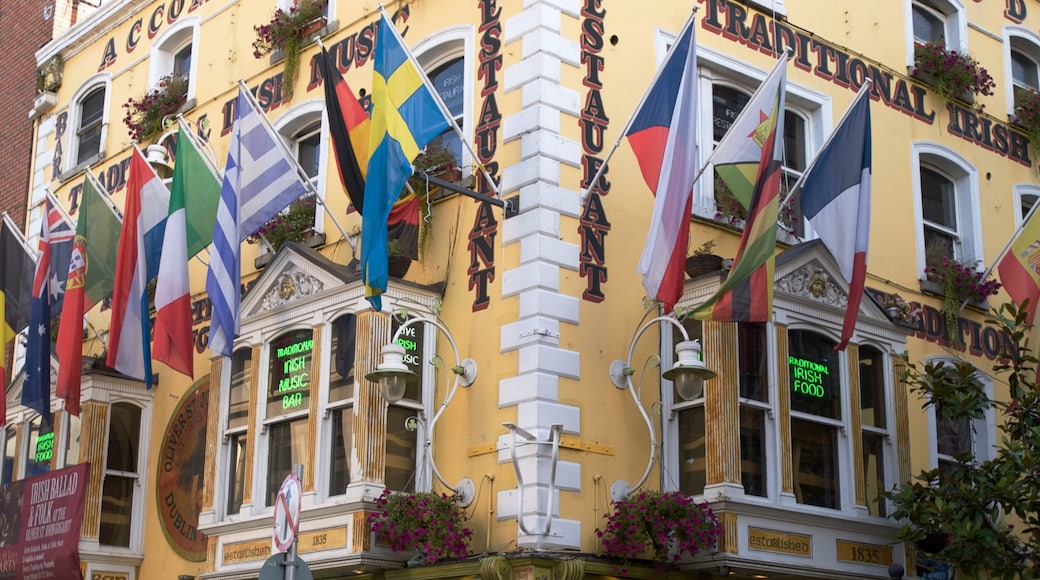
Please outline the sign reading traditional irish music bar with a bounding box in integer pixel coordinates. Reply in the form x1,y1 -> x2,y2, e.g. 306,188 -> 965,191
0,463 -> 90,579
268,330 -> 314,414
156,377 -> 209,561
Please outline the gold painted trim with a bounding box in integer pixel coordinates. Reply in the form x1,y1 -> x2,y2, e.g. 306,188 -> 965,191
202,357 -> 222,515
705,321 -> 740,485
79,400 -> 107,539
893,353 -> 911,484
848,346 -> 865,507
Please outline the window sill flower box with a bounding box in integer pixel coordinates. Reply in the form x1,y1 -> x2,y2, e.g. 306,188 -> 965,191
253,0 -> 329,101
910,42 -> 994,110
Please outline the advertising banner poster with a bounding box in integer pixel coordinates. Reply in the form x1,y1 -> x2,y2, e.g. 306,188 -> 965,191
0,462 -> 90,579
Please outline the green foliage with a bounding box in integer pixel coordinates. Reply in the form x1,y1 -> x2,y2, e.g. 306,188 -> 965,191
252,0 -> 326,101
912,41 -> 995,109
122,74 -> 188,143
247,196 -> 316,252
408,145 -> 460,261
884,301 -> 1040,578
596,491 -> 721,571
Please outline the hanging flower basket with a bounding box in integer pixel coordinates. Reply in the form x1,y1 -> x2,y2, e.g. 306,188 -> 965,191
596,491 -> 722,570
911,42 -> 994,109
924,253 -> 1001,341
252,0 -> 328,101
1012,87 -> 1040,150
122,74 -> 188,143
246,196 -> 317,252
369,489 -> 472,564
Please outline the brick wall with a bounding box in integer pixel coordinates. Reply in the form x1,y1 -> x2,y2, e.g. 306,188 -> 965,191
0,1 -> 55,232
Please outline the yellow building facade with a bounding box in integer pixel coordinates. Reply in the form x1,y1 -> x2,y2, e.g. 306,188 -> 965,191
5,0 -> 1040,578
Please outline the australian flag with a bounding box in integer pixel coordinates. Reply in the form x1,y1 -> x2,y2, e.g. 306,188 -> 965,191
23,198 -> 74,424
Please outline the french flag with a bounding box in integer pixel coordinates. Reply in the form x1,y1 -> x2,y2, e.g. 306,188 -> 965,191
631,16 -> 697,312
799,87 -> 872,350
107,147 -> 160,386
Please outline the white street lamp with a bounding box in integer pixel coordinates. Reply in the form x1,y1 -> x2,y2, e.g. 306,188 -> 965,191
607,313 -> 716,501
366,315 -> 478,505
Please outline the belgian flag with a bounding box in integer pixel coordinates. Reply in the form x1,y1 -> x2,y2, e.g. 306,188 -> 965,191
318,46 -> 369,215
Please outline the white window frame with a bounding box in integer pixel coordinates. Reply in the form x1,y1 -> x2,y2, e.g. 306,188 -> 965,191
96,395 -> 152,556
856,343 -> 897,518
274,100 -> 326,237
214,295 -> 438,519
149,17 -> 199,104
1003,27 -> 1040,117
256,324 -> 316,510
1015,184 -> 1040,224
690,44 -> 831,238
911,142 -> 982,274
786,326 -> 851,512
905,0 -> 967,66
413,25 -> 474,179
219,347 -> 252,519
924,357 -> 996,468
319,311 -> 354,499
66,74 -> 111,172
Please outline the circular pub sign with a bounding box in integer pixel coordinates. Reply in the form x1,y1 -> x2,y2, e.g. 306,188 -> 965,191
155,375 -> 209,561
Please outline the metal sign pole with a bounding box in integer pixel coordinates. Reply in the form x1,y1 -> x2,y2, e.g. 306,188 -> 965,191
284,464 -> 303,580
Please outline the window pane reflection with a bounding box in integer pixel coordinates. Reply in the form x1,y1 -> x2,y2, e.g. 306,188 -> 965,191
266,418 -> 308,506
677,406 -> 705,496
385,405 -> 418,492
862,432 -> 886,516
792,418 -> 840,509
740,407 -> 767,497
100,475 -> 134,547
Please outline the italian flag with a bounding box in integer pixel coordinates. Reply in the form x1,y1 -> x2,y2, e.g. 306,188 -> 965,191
153,127 -> 197,378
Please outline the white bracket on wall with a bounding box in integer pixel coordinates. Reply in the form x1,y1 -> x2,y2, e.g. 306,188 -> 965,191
502,422 -> 563,537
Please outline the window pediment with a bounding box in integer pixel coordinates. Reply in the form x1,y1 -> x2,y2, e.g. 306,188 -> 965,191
776,263 -> 847,308
773,241 -> 899,336
240,243 -> 357,320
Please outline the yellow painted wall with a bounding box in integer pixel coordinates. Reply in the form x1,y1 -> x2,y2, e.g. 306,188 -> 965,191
29,0 -> 1040,572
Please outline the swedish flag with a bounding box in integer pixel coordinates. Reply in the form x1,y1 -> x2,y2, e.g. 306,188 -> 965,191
361,12 -> 452,311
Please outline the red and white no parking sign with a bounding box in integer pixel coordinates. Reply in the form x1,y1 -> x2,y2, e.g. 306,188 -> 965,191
273,473 -> 302,552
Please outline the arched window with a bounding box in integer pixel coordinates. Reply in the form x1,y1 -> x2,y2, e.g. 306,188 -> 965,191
150,18 -> 199,104
1003,27 -> 1040,116
912,143 -> 981,273
68,77 -> 110,169
100,402 -> 144,548
696,46 -> 826,240
906,0 -> 967,65
789,330 -> 842,509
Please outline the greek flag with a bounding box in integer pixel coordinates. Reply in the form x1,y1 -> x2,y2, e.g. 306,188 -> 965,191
206,85 -> 309,357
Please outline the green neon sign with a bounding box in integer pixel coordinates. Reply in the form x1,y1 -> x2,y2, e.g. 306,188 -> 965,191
789,355 -> 828,398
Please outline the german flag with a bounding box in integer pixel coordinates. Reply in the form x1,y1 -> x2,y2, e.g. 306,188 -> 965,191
387,192 -> 420,260
319,46 -> 369,215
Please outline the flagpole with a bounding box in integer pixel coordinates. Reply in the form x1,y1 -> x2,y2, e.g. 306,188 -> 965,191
175,115 -> 222,183
45,189 -> 76,231
377,5 -> 500,198
84,170 -> 125,221
0,212 -> 36,258
778,80 -> 873,213
955,198 -> 1040,317
579,9 -> 699,207
683,49 -> 794,205
236,80 -> 358,255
